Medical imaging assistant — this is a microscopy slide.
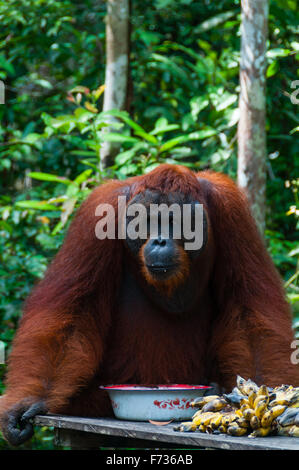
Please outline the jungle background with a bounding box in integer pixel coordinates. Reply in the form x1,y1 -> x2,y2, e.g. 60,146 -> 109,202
0,0 -> 298,449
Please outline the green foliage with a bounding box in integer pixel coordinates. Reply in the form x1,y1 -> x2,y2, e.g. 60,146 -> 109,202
0,0 -> 298,449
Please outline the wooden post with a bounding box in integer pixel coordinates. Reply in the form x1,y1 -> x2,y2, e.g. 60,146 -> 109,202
100,0 -> 130,171
237,0 -> 269,234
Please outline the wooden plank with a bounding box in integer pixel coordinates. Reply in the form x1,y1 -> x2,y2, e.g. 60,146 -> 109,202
54,428 -> 194,449
34,415 -> 299,450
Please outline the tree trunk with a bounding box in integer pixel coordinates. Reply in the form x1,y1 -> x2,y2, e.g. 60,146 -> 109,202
100,0 -> 130,171
0,80 -> 4,104
237,0 -> 268,234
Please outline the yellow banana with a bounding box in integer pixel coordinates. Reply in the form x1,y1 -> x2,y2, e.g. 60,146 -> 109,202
248,390 -> 257,408
250,415 -> 261,430
254,395 -> 269,410
270,390 -> 299,407
191,395 -> 220,408
235,417 -> 248,429
201,397 -> 227,413
198,423 -> 207,433
218,425 -> 227,434
255,399 -> 268,419
227,424 -> 248,436
240,404 -> 250,414
257,385 -> 269,398
242,408 -> 255,422
193,411 -> 214,426
221,412 -> 238,427
174,422 -> 197,432
176,380 -> 299,438
192,409 -> 202,419
201,412 -> 216,426
209,413 -> 223,430
249,427 -> 271,438
260,405 -> 286,428
240,397 -> 250,408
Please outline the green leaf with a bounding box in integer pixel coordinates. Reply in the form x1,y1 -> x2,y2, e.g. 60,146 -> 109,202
79,159 -> 101,172
73,169 -> 93,185
115,149 -> 137,165
195,11 -> 236,34
216,94 -> 237,111
289,247 -> 299,257
0,220 -> 13,234
28,172 -> 72,185
45,114 -> 77,133
0,54 -> 15,75
15,201 -> 58,211
151,118 -> 180,135
266,48 -> 290,59
152,124 -> 180,135
92,85 -> 105,100
288,294 -> 299,304
100,132 -> 139,143
190,96 -> 209,119
102,110 -> 144,132
159,129 -> 216,153
69,86 -> 90,94
154,0 -> 173,8
170,147 -> 193,158
159,135 -> 190,152
138,30 -> 161,46
266,60 -> 279,78
103,110 -> 157,143
150,53 -> 191,84
34,79 -> 53,90
52,220 -> 64,236
22,133 -> 43,145
70,150 -> 97,156
118,163 -> 138,176
66,183 -> 80,198
74,107 -> 94,122
144,163 -> 160,173
134,130 -> 158,144
188,129 -> 217,139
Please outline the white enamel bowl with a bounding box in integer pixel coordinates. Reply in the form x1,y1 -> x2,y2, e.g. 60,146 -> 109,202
100,384 -> 211,422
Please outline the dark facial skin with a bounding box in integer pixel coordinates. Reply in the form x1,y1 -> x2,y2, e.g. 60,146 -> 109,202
142,236 -> 179,278
124,190 -> 212,315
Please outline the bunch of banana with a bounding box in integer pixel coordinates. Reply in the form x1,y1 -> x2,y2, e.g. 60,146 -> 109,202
173,376 -> 299,438
267,383 -> 299,437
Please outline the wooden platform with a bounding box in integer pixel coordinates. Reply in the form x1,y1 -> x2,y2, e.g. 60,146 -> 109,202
34,415 -> 299,450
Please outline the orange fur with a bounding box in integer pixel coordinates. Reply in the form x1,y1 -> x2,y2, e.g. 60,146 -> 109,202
1,164 -> 298,432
